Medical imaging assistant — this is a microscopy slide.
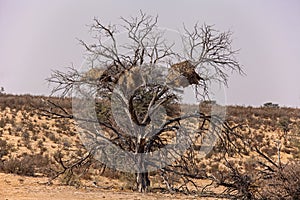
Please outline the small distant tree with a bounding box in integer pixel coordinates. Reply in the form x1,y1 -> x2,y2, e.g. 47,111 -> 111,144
0,87 -> 4,95
279,117 -> 292,144
43,12 -> 244,193
279,117 -> 292,135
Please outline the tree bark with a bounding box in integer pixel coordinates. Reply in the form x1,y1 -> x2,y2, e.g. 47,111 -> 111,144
136,172 -> 150,192
135,138 -> 150,192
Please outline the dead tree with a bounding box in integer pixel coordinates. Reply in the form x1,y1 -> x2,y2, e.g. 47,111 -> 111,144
44,11 -> 243,193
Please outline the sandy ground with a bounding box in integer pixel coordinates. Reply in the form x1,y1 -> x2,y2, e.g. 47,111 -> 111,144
0,173 -> 212,200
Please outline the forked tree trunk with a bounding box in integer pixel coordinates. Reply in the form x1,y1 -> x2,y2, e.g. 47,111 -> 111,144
136,172 -> 150,192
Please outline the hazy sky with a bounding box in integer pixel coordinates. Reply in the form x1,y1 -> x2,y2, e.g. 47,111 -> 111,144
0,0 -> 299,107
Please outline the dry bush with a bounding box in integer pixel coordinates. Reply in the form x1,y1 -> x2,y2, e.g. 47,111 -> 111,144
226,106 -> 299,131
0,118 -> 6,128
21,131 -> 30,142
49,150 -> 93,185
119,172 -> 136,190
59,169 -> 82,187
0,154 -> 52,177
261,162 -> 300,199
262,146 -> 277,157
46,132 -> 59,143
0,139 -> 12,159
212,164 -> 258,199
0,94 -> 72,112
1,155 -> 35,176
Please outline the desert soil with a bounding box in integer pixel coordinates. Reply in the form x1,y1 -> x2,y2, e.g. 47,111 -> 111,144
0,173 -> 213,200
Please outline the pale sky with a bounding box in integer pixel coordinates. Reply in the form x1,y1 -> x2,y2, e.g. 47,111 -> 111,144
0,0 -> 300,107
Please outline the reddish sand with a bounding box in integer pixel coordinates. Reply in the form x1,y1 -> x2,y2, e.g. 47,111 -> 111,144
0,173 -> 216,200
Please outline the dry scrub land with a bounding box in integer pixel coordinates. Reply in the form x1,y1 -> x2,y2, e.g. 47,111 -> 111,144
0,94 -> 300,199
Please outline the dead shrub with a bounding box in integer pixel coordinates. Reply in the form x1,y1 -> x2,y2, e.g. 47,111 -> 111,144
0,139 -> 12,159
261,162 -> 300,199
1,156 -> 35,176
0,154 -> 51,177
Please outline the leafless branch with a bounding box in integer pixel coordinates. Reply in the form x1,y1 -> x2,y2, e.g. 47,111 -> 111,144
43,12 -> 249,194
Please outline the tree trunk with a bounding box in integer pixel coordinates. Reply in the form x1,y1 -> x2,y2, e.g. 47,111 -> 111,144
136,172 -> 150,192
135,137 -> 150,192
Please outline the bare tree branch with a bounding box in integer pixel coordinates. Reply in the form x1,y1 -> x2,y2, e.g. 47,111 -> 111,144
43,12 -> 249,194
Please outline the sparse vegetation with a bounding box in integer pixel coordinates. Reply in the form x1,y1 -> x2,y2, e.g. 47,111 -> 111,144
0,93 -> 300,199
